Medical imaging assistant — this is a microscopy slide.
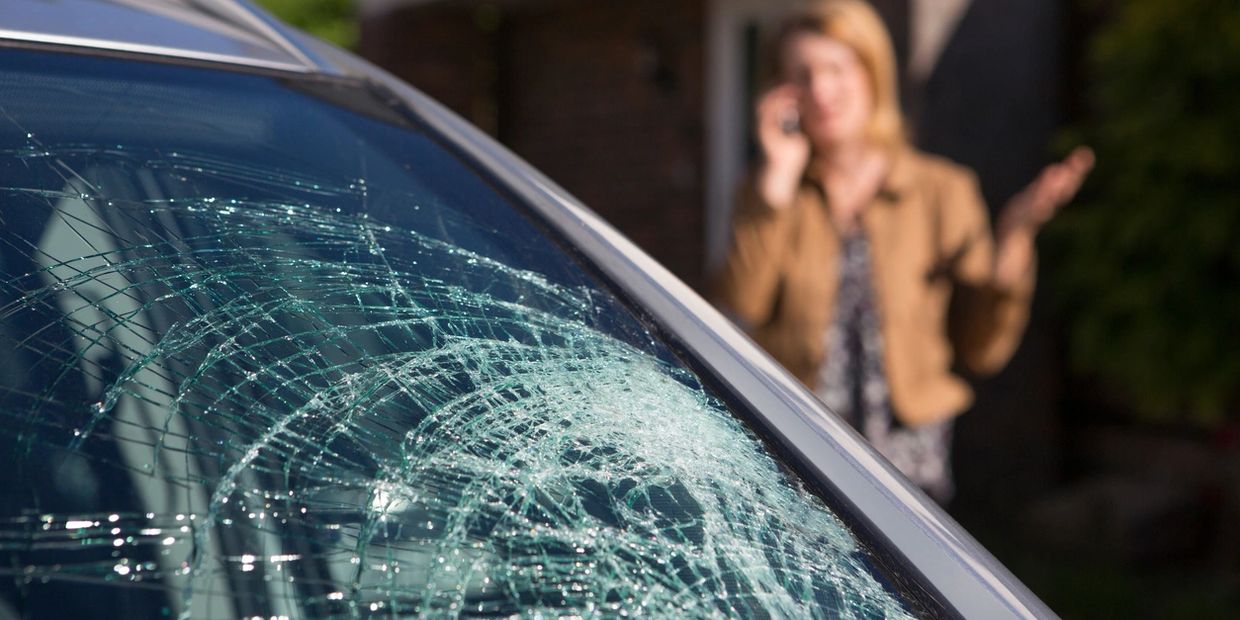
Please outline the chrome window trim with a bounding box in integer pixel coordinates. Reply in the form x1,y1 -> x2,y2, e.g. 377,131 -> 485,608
0,29 -> 313,74
224,0 -> 333,71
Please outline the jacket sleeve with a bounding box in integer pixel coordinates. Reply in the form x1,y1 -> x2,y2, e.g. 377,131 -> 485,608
942,169 -> 1037,376
709,176 -> 798,329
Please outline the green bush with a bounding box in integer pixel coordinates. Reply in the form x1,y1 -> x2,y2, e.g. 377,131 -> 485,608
254,0 -> 357,50
1048,0 -> 1240,425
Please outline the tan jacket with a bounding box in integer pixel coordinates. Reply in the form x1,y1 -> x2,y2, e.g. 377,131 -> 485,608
712,148 -> 1035,427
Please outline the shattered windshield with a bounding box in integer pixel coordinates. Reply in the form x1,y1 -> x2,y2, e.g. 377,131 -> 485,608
0,50 -> 929,618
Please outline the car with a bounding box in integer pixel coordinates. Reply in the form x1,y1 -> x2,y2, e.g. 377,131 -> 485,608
0,0 -> 1053,618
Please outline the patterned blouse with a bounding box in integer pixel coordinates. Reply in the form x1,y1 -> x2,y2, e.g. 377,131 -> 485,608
813,230 -> 955,503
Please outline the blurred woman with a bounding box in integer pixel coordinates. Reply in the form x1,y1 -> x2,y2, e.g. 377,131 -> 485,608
713,0 -> 1093,502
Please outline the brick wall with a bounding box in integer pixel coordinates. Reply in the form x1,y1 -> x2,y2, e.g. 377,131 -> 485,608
360,5 -> 496,133
361,0 -> 707,287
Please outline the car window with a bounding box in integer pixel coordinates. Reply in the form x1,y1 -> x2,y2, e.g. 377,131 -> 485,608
0,49 -> 932,618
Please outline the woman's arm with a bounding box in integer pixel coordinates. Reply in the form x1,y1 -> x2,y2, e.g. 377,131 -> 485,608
711,180 -> 798,328
711,85 -> 811,327
942,168 -> 1034,375
947,148 -> 1094,375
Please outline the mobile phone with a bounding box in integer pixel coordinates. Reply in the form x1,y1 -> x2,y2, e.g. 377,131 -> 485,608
779,109 -> 800,135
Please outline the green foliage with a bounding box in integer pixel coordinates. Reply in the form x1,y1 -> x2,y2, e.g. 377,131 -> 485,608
1047,0 -> 1240,425
253,0 -> 357,49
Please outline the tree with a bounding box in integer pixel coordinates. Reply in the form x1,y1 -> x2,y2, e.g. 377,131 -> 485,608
1048,0 -> 1240,425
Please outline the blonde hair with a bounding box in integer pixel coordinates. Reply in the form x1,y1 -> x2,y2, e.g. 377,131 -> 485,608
775,0 -> 906,150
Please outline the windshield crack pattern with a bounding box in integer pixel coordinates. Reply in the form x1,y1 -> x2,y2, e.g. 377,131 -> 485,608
0,134 -> 915,618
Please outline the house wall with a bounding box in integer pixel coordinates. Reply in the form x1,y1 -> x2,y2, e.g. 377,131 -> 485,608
359,5 -> 497,134
361,0 -> 708,287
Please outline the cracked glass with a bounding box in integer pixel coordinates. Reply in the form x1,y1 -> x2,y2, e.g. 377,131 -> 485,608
0,50 -> 930,618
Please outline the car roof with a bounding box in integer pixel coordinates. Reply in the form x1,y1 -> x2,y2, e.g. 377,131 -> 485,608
0,0 -> 331,74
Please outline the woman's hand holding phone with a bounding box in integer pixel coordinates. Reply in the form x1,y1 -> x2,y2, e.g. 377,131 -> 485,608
754,84 -> 811,210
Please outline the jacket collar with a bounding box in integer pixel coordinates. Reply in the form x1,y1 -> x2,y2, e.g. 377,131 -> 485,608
879,145 -> 915,201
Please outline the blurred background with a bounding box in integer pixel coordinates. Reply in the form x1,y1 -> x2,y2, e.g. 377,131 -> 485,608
258,0 -> 1240,616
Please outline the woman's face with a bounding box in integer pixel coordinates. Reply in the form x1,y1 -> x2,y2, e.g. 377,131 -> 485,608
780,32 -> 874,149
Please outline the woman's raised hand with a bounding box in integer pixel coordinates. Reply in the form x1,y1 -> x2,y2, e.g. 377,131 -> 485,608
754,84 -> 811,209
1000,146 -> 1096,234
994,146 -> 1096,288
